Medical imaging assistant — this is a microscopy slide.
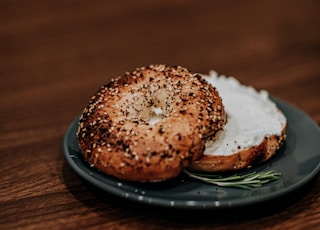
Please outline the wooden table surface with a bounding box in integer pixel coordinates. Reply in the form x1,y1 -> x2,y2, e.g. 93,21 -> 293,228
1,0 -> 319,229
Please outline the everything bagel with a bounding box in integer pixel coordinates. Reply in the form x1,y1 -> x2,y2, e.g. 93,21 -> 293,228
77,65 -> 226,182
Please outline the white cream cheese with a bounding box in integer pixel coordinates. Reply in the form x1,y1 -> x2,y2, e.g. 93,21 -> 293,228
203,71 -> 287,156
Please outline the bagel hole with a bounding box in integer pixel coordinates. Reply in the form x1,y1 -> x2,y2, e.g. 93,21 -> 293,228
148,107 -> 163,125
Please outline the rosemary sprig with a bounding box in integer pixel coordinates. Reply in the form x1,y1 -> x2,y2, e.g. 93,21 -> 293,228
184,170 -> 281,190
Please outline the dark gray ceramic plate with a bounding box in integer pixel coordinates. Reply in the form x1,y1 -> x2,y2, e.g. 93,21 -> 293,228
63,98 -> 320,210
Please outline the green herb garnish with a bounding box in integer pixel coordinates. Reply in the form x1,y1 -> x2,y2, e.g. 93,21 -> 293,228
184,170 -> 281,190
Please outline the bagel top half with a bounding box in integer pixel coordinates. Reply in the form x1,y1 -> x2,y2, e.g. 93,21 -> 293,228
77,65 -> 226,181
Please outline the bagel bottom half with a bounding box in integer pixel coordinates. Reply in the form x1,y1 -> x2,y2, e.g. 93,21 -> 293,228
188,71 -> 287,172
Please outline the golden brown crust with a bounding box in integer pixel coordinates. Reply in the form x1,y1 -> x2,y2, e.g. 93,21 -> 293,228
77,64 -> 226,181
188,124 -> 286,172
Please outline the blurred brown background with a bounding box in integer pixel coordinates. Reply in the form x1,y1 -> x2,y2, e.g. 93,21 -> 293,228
2,0 -> 319,122
1,0 -> 319,229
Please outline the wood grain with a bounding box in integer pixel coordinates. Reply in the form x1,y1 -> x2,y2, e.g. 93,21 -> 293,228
1,0 -> 319,229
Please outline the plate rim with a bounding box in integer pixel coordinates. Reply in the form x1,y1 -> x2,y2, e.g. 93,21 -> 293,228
63,98 -> 320,210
